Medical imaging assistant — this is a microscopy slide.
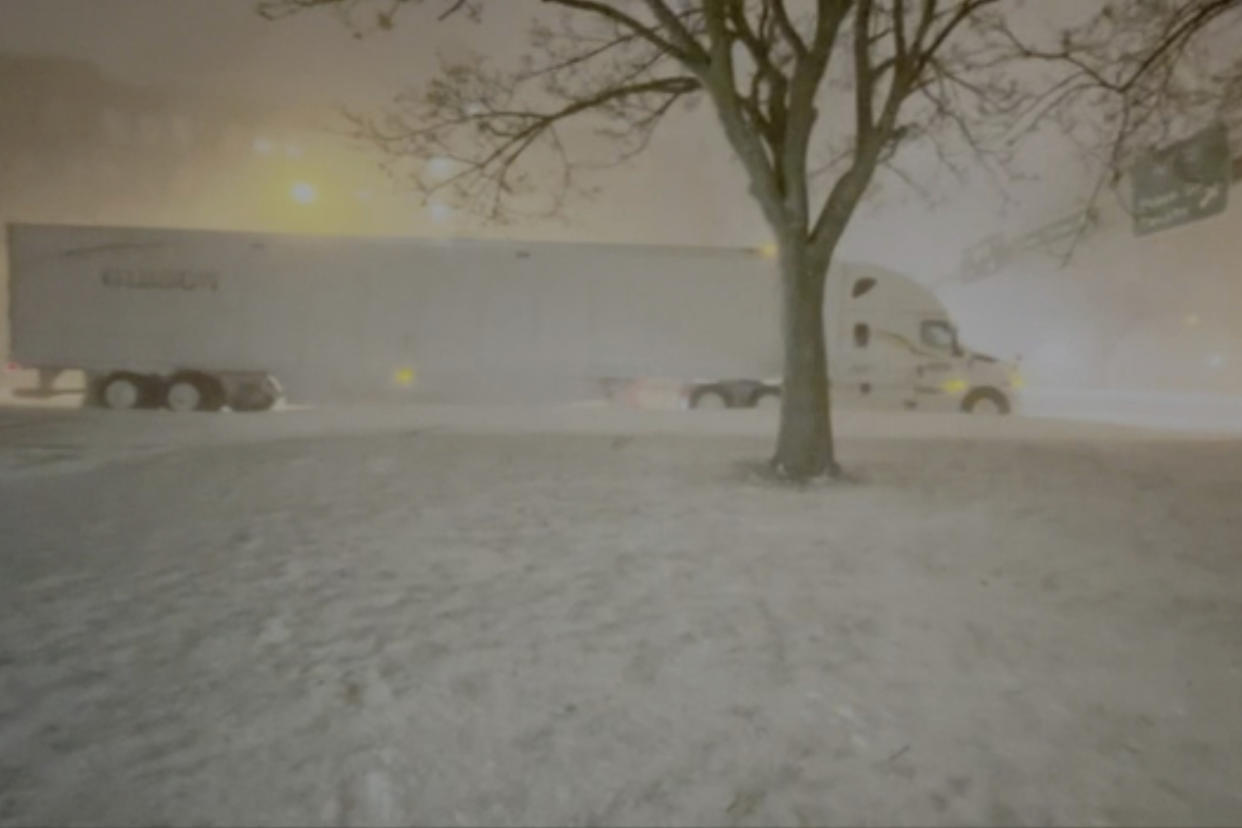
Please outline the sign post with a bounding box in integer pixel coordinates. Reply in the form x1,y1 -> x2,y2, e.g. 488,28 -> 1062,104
1132,122 -> 1231,236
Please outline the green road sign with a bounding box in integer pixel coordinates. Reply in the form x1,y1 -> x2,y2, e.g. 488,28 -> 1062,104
1132,122 -> 1230,236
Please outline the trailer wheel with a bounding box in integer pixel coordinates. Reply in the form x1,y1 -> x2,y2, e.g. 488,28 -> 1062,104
165,372 -> 225,413
961,386 -> 1010,415
690,387 -> 730,410
98,372 -> 150,411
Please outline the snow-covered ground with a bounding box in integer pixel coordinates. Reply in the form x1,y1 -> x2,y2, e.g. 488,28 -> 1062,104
2,403 -> 1242,826
1019,388 -> 1242,433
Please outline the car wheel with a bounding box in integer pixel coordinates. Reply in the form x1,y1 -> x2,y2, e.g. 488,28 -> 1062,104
690,388 -> 730,410
752,390 -> 781,410
230,383 -> 278,412
165,372 -> 225,412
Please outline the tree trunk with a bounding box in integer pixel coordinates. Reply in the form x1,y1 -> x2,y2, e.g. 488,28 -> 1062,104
771,245 -> 839,481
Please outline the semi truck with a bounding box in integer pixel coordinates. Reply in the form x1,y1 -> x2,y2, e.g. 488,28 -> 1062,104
4,223 -> 1020,413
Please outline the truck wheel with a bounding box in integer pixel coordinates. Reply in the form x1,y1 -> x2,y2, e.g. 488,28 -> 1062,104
961,387 -> 1010,415
99,372 -> 149,410
165,373 -> 224,412
690,388 -> 730,410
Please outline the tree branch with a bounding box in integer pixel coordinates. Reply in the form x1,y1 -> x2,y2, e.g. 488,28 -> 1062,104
541,0 -> 698,63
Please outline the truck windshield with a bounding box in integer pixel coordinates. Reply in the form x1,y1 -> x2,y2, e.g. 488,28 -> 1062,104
921,320 -> 958,352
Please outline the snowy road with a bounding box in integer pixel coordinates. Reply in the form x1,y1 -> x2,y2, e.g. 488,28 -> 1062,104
2,405 -> 1242,825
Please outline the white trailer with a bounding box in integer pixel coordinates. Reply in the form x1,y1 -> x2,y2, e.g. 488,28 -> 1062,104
5,223 -> 1019,413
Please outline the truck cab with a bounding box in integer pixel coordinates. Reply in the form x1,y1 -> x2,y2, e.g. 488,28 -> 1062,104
831,265 -> 1020,413
684,262 -> 1021,414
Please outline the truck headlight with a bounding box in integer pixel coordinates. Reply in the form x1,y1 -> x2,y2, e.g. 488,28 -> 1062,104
939,378 -> 968,394
1008,371 -> 1025,390
393,367 -> 417,388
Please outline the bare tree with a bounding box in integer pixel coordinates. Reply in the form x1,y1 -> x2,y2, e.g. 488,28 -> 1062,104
998,1 -> 1241,161
259,0 -> 1241,481
993,1 -> 1242,260
258,0 -> 482,28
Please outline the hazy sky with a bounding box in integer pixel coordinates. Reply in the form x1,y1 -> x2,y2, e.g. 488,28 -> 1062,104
0,0 -> 474,102
0,1 -> 1130,313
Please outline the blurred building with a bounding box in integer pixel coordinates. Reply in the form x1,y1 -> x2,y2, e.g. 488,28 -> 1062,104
1,53 -> 405,228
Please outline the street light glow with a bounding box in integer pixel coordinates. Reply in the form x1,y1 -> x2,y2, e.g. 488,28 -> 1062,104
428,201 -> 454,223
425,156 -> 455,180
291,181 -> 317,204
